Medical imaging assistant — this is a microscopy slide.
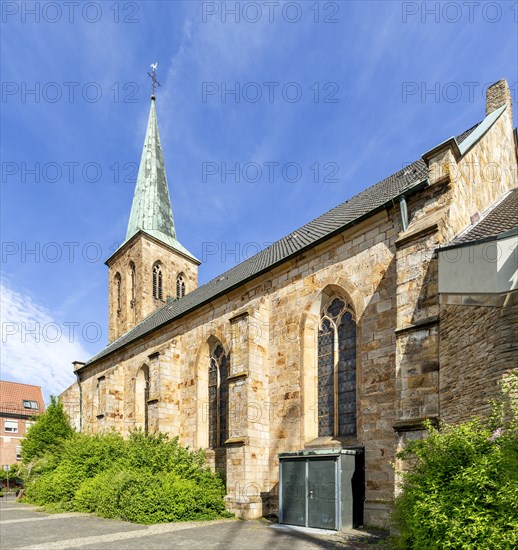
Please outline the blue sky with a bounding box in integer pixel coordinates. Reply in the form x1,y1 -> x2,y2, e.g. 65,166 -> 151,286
1,0 -> 517,400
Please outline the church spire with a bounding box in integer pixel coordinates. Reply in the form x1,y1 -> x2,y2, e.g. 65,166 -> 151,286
124,96 -> 198,262
106,70 -> 199,343
126,97 -> 176,242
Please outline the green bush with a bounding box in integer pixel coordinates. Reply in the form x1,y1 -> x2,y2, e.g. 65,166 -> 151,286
21,396 -> 74,463
25,432 -> 125,509
392,371 -> 518,549
23,429 -> 229,523
0,464 -> 20,482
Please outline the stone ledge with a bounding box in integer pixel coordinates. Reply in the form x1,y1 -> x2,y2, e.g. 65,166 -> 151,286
395,206 -> 448,248
224,436 -> 249,446
227,371 -> 249,382
229,310 -> 250,323
394,316 -> 439,335
304,435 -> 359,449
430,173 -> 451,187
393,416 -> 439,432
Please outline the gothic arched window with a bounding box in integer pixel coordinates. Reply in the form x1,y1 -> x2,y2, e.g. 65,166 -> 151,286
318,297 -> 357,437
176,273 -> 185,299
152,263 -> 163,300
129,262 -> 136,308
135,365 -> 150,433
208,343 -> 228,448
115,273 -> 122,317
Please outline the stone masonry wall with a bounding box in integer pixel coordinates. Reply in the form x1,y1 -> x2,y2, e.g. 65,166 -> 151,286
68,90 -> 517,528
75,207 -> 404,526
439,294 -> 518,424
392,99 -> 516,487
107,234 -> 198,342
60,381 -> 80,430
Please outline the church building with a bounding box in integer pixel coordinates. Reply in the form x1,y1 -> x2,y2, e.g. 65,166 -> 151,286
61,79 -> 518,527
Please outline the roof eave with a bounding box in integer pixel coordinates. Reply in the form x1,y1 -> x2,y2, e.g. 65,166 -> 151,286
438,226 -> 518,252
105,229 -> 201,267
79,177 -> 429,372
422,137 -> 461,163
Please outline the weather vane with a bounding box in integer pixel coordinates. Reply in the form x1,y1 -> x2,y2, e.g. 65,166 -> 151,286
147,62 -> 161,97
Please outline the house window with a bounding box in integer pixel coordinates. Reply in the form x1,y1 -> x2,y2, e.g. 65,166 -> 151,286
208,344 -> 228,448
4,420 -> 18,433
130,263 -> 136,308
23,400 -> 39,410
176,273 -> 185,299
152,264 -> 163,300
115,272 -> 122,316
318,297 -> 357,437
26,421 -> 34,431
16,446 -> 22,461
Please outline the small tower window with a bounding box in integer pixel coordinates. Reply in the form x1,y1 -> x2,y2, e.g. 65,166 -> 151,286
115,273 -> 122,317
130,262 -> 136,308
176,273 -> 186,299
152,263 -> 163,300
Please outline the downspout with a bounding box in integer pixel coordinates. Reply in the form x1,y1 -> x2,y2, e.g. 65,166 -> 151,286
399,196 -> 409,231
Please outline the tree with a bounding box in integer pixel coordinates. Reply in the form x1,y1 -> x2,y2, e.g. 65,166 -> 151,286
21,396 -> 74,463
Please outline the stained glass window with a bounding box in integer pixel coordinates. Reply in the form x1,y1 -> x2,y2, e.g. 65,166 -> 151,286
208,344 -> 228,448
318,298 -> 357,437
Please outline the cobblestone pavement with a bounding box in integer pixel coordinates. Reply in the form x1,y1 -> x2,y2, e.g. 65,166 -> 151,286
0,498 -> 388,549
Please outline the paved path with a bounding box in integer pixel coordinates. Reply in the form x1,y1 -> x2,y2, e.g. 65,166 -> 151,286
0,499 -> 387,549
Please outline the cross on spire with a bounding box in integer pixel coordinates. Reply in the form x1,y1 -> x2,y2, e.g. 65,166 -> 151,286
147,62 -> 161,99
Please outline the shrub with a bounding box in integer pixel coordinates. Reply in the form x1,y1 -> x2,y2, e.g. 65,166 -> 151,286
25,432 -> 125,509
392,371 -> 518,549
21,396 -> 74,463
0,464 -> 20,482
23,429 -> 229,523
77,469 -> 226,524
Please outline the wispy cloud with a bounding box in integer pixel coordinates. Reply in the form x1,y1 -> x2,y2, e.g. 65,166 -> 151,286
0,278 -> 84,400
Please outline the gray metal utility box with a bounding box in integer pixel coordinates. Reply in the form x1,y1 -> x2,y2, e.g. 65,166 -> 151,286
279,448 -> 364,530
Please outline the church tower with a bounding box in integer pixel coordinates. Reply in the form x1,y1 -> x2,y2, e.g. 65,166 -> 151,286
106,95 -> 200,343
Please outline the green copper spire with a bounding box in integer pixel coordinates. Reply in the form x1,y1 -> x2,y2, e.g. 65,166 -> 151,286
124,97 -> 198,262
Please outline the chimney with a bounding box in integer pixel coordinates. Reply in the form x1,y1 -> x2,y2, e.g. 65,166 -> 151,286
486,79 -> 512,118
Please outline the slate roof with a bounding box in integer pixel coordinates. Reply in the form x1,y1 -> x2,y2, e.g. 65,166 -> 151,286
83,114 -> 492,368
446,188 -> 518,247
0,381 -> 45,417
86,159 -> 429,365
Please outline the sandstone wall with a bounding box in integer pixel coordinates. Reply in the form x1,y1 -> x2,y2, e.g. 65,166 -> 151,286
439,294 -> 518,424
69,93 -> 518,528
60,381 -> 80,431
76,207 -> 404,525
107,234 -> 198,342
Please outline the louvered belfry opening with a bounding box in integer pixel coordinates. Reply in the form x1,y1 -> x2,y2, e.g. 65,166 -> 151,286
152,263 -> 163,300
